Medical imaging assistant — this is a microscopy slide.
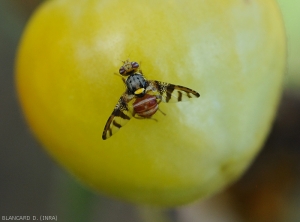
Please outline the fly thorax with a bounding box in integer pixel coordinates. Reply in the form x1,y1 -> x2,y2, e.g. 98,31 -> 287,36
126,73 -> 148,97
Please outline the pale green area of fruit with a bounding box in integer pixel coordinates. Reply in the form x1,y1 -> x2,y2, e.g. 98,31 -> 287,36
277,0 -> 300,90
16,0 -> 286,206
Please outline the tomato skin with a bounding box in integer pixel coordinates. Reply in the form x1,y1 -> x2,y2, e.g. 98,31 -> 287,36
16,0 -> 286,206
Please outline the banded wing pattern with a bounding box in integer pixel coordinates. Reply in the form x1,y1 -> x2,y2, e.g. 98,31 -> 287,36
149,80 -> 200,103
102,95 -> 133,140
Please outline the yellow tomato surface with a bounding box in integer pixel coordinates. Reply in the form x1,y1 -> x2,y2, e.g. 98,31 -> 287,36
277,0 -> 300,89
16,0 -> 286,206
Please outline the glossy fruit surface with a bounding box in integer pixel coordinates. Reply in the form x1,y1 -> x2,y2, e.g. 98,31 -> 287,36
277,0 -> 300,89
16,0 -> 286,206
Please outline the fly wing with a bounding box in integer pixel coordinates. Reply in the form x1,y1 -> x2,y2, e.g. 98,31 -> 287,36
148,80 -> 200,103
102,94 -> 133,140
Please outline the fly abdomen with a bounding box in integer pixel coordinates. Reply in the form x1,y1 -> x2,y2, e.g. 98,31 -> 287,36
133,94 -> 158,118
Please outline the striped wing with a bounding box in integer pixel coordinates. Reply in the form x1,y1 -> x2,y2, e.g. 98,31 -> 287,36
102,95 -> 133,140
149,80 -> 200,103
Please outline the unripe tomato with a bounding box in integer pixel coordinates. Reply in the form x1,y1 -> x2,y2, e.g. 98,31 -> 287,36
16,0 -> 286,206
277,0 -> 300,89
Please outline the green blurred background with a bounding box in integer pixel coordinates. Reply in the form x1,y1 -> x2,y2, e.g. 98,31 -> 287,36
0,0 -> 299,221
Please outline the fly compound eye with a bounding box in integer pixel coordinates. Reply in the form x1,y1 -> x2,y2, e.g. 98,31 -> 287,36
119,67 -> 126,75
131,62 -> 139,69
